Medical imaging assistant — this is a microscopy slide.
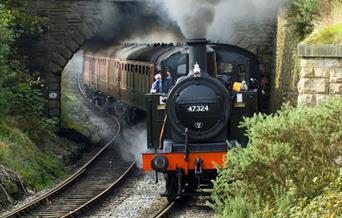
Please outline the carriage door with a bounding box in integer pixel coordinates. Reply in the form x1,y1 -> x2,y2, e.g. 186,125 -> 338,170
118,62 -> 122,99
90,57 -> 96,89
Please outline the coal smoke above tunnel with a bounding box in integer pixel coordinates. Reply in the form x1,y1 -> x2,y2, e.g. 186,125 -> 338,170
92,1 -> 184,45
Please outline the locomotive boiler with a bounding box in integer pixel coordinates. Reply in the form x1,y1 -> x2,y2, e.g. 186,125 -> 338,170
141,39 -> 260,201
82,38 -> 261,200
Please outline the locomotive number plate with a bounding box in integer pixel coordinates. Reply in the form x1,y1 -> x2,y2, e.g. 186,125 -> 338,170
187,105 -> 209,112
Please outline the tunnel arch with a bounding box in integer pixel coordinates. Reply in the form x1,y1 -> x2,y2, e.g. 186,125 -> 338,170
27,0 -> 276,120
27,0 -> 125,119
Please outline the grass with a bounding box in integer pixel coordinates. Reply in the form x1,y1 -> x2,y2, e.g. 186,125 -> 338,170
0,119 -> 65,190
304,23 -> 342,44
61,92 -> 89,135
60,70 -> 89,135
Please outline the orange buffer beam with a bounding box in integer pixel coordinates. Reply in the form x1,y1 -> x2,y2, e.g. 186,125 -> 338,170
142,152 -> 227,172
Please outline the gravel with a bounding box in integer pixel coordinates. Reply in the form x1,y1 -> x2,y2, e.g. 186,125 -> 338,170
84,170 -> 167,218
170,196 -> 214,218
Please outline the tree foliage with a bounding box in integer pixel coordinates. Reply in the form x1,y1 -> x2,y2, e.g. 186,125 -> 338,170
211,97 -> 342,217
0,1 -> 64,196
287,0 -> 319,39
0,0 -> 53,141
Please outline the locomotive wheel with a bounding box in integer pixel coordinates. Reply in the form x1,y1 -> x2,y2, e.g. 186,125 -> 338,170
165,173 -> 178,202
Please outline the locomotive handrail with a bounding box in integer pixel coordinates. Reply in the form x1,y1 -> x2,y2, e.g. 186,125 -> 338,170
159,115 -> 168,149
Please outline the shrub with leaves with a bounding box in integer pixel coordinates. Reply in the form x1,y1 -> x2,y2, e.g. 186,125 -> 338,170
0,1 -> 54,141
0,1 -> 63,199
287,0 -> 319,39
211,96 -> 342,218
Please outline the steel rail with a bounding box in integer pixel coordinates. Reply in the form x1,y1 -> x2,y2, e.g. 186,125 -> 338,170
153,201 -> 176,218
61,160 -> 136,218
2,113 -> 122,218
1,73 -> 129,218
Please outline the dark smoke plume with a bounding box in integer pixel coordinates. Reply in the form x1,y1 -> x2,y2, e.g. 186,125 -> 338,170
156,0 -> 287,43
94,1 -> 183,44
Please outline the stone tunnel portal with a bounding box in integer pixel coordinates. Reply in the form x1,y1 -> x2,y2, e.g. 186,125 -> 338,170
27,0 -> 277,121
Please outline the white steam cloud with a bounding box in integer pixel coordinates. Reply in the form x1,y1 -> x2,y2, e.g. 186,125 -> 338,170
157,0 -> 222,38
119,123 -> 147,168
156,0 -> 287,42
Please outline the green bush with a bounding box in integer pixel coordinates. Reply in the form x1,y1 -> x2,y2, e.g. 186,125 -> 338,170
211,96 -> 342,218
287,0 -> 319,39
0,0 -> 63,192
0,0 -> 55,141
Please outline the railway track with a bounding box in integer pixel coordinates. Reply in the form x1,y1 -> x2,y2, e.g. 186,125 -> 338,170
2,74 -> 136,218
153,201 -> 176,218
3,143 -> 135,218
152,197 -> 213,218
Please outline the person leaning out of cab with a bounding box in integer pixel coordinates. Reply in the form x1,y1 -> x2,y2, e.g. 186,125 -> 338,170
150,73 -> 162,93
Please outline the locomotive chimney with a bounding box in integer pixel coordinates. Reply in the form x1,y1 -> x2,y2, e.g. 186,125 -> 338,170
186,38 -> 209,75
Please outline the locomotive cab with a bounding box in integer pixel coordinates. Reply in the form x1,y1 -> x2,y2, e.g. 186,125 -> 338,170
142,39 -> 260,201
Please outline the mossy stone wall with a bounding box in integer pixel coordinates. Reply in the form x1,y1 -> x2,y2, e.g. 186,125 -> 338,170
270,10 -> 300,111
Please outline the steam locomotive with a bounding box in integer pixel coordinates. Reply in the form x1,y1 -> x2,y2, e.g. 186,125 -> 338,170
82,39 -> 261,201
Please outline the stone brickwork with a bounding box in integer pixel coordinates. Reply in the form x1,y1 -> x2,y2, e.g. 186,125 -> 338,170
270,11 -> 300,111
27,0 -> 142,118
297,45 -> 342,106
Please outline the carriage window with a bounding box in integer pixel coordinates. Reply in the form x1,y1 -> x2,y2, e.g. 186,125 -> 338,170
177,64 -> 186,75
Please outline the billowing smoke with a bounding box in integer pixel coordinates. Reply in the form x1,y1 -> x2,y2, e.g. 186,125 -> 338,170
208,0 -> 287,42
156,0 -> 287,43
95,1 -> 184,44
155,0 -> 222,38
119,123 -> 147,168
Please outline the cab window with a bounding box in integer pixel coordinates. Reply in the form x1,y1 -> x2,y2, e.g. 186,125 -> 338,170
238,64 -> 246,81
218,62 -> 234,74
177,64 -> 186,76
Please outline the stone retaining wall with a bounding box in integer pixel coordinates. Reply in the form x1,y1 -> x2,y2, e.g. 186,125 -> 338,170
270,11 -> 300,111
297,45 -> 342,106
